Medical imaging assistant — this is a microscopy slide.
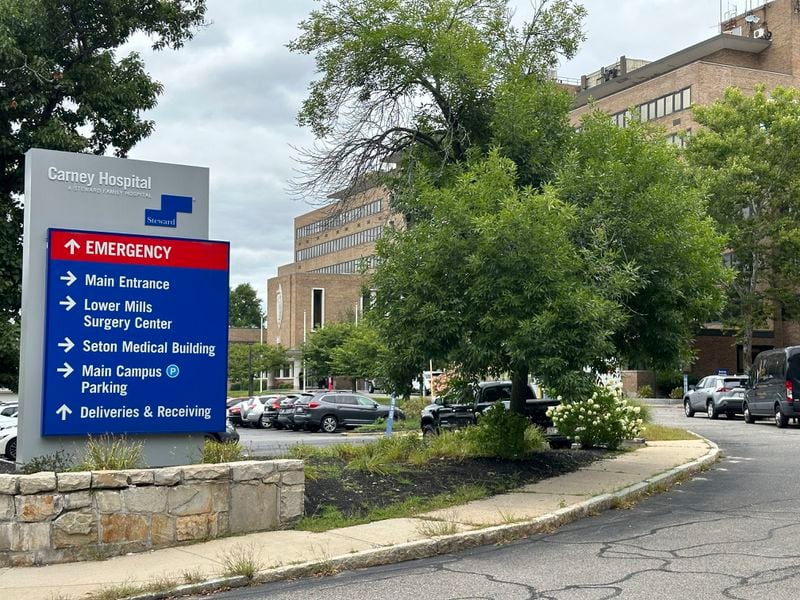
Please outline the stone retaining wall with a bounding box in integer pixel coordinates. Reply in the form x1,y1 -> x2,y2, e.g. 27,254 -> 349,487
0,460 -> 304,567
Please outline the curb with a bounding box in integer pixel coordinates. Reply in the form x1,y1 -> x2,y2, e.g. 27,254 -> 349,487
115,438 -> 720,600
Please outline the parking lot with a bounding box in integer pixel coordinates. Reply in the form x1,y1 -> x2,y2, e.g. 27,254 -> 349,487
235,425 -> 381,457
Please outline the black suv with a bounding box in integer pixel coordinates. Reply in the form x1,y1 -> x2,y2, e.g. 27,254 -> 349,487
743,346 -> 800,428
293,391 -> 405,433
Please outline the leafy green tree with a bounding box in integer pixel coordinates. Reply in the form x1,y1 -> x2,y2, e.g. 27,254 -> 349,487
301,322 -> 356,383
370,153 -> 634,409
558,111 -> 729,372
686,86 -> 800,369
227,343 -> 290,391
288,0 -> 585,197
229,283 -> 263,328
0,0 -> 207,390
330,324 -> 388,390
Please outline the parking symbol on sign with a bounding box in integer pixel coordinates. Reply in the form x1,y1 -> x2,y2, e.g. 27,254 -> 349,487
166,364 -> 180,378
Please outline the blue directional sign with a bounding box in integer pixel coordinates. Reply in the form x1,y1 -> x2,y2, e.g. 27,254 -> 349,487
41,228 -> 230,436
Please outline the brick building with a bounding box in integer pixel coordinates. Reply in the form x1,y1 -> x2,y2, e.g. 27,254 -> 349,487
568,0 -> 800,378
266,180 -> 394,388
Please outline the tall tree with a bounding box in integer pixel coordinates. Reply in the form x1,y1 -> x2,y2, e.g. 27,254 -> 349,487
288,0 -> 585,199
330,323 -> 388,391
558,111 -> 729,372
229,283 -> 263,328
686,86 -> 800,370
0,0 -> 207,390
301,322 -> 356,383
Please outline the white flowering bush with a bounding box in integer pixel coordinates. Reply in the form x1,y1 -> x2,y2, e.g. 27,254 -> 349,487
546,381 -> 644,450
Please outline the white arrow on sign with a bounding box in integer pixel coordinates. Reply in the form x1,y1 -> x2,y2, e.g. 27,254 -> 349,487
56,404 -> 72,421
59,271 -> 77,286
56,362 -> 74,378
59,296 -> 76,311
57,337 -> 75,353
64,239 -> 80,255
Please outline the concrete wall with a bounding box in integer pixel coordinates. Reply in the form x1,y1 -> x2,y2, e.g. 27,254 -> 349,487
0,460 -> 304,567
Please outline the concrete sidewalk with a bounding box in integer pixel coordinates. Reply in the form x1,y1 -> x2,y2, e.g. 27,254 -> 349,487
0,439 -> 716,600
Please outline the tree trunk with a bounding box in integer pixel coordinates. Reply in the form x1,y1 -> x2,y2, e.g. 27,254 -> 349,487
743,251 -> 759,372
510,366 -> 529,415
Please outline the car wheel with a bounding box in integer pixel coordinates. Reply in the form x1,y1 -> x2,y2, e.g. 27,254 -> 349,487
259,414 -> 272,429
6,438 -> 16,461
422,425 -> 437,439
743,403 -> 755,424
320,415 -> 338,433
684,400 -> 695,418
291,425 -> 301,432
775,404 -> 789,428
706,401 -> 718,420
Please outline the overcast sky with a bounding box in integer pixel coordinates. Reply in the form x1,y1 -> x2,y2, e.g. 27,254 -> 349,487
124,0 -> 729,309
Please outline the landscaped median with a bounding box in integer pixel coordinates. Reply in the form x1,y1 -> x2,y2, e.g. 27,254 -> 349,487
0,431 -> 717,600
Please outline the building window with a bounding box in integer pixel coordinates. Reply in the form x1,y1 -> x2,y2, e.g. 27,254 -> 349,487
610,87 -> 692,128
310,255 -> 378,275
296,225 -> 384,262
296,199 -> 384,239
312,288 -> 324,329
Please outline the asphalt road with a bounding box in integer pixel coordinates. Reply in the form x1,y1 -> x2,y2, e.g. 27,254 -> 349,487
208,406 -> 800,600
237,425 -> 379,457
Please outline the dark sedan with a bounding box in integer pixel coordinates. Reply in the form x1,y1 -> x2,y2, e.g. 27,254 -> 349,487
293,391 -> 405,433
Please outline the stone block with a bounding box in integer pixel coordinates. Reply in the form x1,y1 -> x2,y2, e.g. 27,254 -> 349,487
18,472 -> 57,495
167,485 -> 212,516
63,491 -> 92,510
53,510 -> 96,548
0,522 -> 13,551
12,522 -> 50,552
151,514 -> 175,545
0,474 -> 19,495
0,494 -> 15,520
123,486 -> 168,513
182,464 -> 230,481
280,469 -> 304,486
15,494 -> 62,522
229,482 -> 278,534
209,482 -> 229,512
280,485 -> 305,523
176,514 -> 210,541
119,469 -> 154,486
91,471 -> 129,489
153,467 -> 182,486
211,511 -> 229,537
57,472 -> 91,492
231,461 -> 276,482
262,471 -> 280,484
274,459 -> 303,472
100,514 -> 149,544
94,490 -> 123,513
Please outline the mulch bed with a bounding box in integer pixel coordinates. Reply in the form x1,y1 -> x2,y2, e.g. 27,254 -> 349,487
304,449 -> 607,518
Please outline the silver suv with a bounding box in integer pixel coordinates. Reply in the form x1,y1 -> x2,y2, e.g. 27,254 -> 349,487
684,375 -> 748,419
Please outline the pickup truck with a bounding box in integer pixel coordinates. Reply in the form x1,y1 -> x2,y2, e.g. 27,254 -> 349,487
420,381 -> 567,447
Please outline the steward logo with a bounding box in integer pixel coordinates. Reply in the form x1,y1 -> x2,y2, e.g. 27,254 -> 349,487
145,194 -> 192,228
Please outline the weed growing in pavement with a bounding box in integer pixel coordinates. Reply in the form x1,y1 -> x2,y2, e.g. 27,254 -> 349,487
201,439 -> 244,463
182,569 -> 206,584
76,435 -> 145,471
86,577 -> 177,600
219,543 -> 264,580
415,518 -> 458,537
497,510 -> 524,525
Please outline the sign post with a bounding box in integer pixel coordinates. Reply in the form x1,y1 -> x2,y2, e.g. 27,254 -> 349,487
19,149 -> 219,466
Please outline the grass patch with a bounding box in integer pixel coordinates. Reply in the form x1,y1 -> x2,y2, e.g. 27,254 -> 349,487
641,424 -> 697,441
353,418 -> 421,433
87,577 -> 177,600
76,435 -> 145,471
416,517 -> 458,537
296,484 -> 488,532
201,439 -> 244,463
219,543 -> 263,580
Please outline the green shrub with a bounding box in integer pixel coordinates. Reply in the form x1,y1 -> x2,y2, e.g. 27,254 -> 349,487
670,386 -> 685,400
467,403 -> 529,459
637,384 -> 653,398
19,450 -> 75,474
523,425 -> 547,452
547,382 -> 644,450
201,439 -> 244,463
77,435 -> 145,470
398,396 -> 429,419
